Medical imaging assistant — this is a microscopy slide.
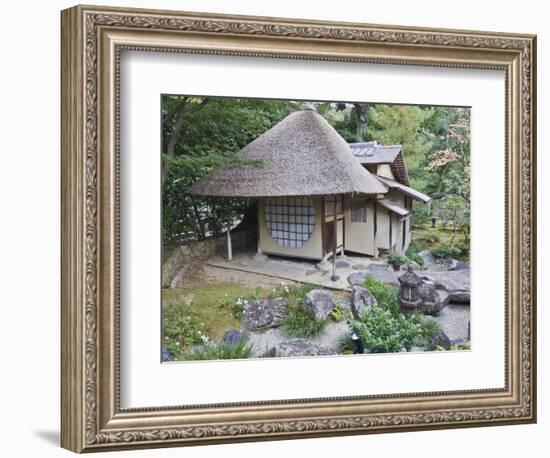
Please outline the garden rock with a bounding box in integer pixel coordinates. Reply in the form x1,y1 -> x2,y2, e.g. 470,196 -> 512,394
347,264 -> 392,286
242,298 -> 288,331
271,339 -> 335,357
417,280 -> 450,315
222,329 -> 249,345
350,286 -> 377,318
419,250 -> 437,268
347,271 -> 368,287
419,250 -> 470,272
161,346 -> 174,362
361,268 -> 470,304
400,260 -> 422,271
302,289 -> 335,320
337,298 -> 353,312
352,263 -> 369,270
428,330 -> 452,351
449,260 -> 470,271
448,289 -> 470,303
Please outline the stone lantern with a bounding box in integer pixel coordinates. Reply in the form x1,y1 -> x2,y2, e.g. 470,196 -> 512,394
398,265 -> 423,310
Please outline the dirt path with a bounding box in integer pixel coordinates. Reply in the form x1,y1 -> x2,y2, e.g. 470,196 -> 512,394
203,264 -> 302,289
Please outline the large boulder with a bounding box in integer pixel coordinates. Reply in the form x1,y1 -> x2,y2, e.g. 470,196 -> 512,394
242,298 -> 288,331
222,329 -> 249,345
419,250 -> 437,268
419,250 -> 470,272
448,289 -> 470,303
428,330 -> 452,351
337,298 -> 353,313
417,280 -> 450,315
350,286 -> 377,318
271,339 -> 335,358
356,268 -> 470,304
302,289 -> 335,321
161,346 -> 174,362
347,264 -> 391,286
400,261 -> 422,271
450,260 -> 470,271
347,271 -> 368,287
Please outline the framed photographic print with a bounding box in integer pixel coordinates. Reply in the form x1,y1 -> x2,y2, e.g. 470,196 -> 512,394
61,4 -> 537,453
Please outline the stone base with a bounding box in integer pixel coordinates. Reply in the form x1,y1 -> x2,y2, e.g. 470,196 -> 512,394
316,260 -> 332,273
253,253 -> 268,262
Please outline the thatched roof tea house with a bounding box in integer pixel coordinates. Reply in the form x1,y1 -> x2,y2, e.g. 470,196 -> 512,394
188,110 -> 386,198
188,109 -> 429,269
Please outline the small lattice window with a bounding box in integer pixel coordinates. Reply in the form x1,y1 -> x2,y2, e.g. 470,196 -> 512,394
324,195 -> 343,217
351,199 -> 367,223
264,198 -> 316,248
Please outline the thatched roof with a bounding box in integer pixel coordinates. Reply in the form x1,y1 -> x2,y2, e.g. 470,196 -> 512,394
187,110 -> 387,198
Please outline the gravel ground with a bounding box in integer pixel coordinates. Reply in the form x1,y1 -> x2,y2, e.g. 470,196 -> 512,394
247,321 -> 351,357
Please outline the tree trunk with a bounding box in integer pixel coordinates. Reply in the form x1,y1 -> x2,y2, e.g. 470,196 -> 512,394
162,98 -> 209,187
354,103 -> 370,142
190,197 -> 207,240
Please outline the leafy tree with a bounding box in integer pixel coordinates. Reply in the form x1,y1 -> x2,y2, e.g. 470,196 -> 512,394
365,105 -> 433,183
423,107 -> 470,197
162,96 -> 297,244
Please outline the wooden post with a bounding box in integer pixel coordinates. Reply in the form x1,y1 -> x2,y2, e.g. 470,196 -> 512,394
256,199 -> 262,255
226,205 -> 232,262
331,218 -> 337,281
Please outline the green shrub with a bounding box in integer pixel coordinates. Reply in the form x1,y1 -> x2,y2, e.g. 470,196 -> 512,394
408,313 -> 440,347
412,204 -> 431,227
387,251 -> 409,266
337,331 -> 356,354
162,301 -> 208,358
432,243 -> 462,258
181,340 -> 253,360
419,231 -> 441,245
455,241 -> 470,258
349,307 -> 424,353
405,241 -> 425,266
282,306 -> 327,338
451,341 -> 471,351
267,283 -> 315,303
363,276 -> 400,316
329,306 -> 346,322
355,278 -> 440,352
219,286 -> 263,320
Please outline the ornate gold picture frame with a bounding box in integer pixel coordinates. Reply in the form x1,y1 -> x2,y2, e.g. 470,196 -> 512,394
61,4 -> 536,453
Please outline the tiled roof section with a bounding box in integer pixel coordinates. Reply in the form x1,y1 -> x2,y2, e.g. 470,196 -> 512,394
349,142 -> 402,164
349,141 -> 409,186
376,176 -> 431,204
376,198 -> 410,217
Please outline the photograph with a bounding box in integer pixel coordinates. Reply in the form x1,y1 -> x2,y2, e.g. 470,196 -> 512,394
161,96 -> 472,362
58,4 -> 536,452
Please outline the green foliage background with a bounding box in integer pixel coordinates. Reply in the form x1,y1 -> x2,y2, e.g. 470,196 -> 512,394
162,97 -> 470,246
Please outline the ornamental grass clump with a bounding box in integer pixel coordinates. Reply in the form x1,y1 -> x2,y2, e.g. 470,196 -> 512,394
363,276 -> 400,316
181,340 -> 254,361
282,306 -> 327,338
